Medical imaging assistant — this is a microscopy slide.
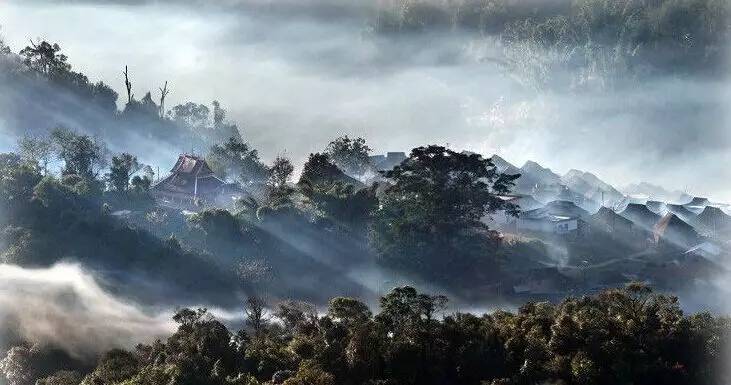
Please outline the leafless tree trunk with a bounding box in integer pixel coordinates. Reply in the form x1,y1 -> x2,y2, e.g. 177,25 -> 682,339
158,81 -> 170,118
122,65 -> 133,104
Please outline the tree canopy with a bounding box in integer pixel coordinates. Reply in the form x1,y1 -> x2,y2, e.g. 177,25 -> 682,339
4,285 -> 728,385
372,145 -> 519,284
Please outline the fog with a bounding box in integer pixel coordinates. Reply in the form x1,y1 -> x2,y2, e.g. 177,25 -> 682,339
1,0 -> 729,201
0,1 -> 730,375
0,263 -> 175,359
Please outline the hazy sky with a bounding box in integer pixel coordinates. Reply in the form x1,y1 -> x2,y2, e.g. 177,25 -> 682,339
1,0 -> 730,201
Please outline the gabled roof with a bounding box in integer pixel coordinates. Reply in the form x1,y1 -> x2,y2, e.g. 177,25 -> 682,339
698,205 -> 731,221
654,213 -> 698,245
687,197 -> 710,207
520,210 -> 576,222
543,200 -> 590,218
685,241 -> 722,257
153,154 -> 224,196
170,154 -> 215,176
645,200 -> 666,214
520,200 -> 588,221
515,195 -> 544,211
696,206 -> 731,231
619,203 -> 660,230
665,203 -> 698,225
490,155 -> 521,175
591,207 -> 633,229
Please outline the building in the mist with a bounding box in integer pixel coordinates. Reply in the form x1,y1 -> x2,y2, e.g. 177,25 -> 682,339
665,203 -> 698,222
619,203 -> 661,231
590,207 -> 634,236
646,200 -> 666,214
695,206 -> 731,237
686,197 -> 710,208
516,211 -> 583,236
653,213 -> 699,249
515,200 -> 590,236
370,152 -> 407,171
152,154 -> 242,209
685,241 -> 723,261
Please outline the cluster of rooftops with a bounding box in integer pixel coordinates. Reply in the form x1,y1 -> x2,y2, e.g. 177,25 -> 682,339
150,154 -> 730,252
497,193 -> 730,249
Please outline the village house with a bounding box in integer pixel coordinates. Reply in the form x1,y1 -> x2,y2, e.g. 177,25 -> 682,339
619,203 -> 661,232
515,200 -> 590,236
653,213 -> 699,249
516,211 -> 583,236
151,154 -> 244,209
590,207 -> 634,236
695,206 -> 731,238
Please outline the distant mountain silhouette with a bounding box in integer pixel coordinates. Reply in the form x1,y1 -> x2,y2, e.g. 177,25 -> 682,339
562,169 -> 623,205
491,155 -> 521,175
622,181 -> 688,203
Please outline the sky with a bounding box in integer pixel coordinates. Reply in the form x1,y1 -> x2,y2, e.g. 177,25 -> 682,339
1,0 -> 730,201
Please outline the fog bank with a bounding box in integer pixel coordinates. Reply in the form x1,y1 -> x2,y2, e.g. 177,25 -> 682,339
1,0 -> 729,200
0,263 -> 175,359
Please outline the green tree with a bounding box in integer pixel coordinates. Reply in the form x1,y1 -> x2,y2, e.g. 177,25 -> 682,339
19,40 -> 70,77
208,137 -> 268,184
327,297 -> 372,328
372,145 -> 519,284
0,28 -> 10,55
130,175 -> 152,192
107,153 -> 140,192
266,156 -> 295,206
36,370 -> 82,385
300,182 -> 377,233
50,128 -> 107,179
268,156 -> 294,189
298,153 -> 359,188
17,136 -> 53,175
170,102 -> 210,131
80,349 -> 139,385
0,153 -> 42,211
325,136 -> 372,176
282,361 -> 334,385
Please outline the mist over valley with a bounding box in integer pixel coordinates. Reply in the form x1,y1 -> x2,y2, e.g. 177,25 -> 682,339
0,1 -> 730,385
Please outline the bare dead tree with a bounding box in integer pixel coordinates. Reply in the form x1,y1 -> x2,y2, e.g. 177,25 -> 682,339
158,81 -> 170,118
122,65 -> 133,104
244,296 -> 269,337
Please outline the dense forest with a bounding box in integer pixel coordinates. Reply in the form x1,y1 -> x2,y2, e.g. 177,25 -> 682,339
2,285 -> 729,385
0,0 -> 730,384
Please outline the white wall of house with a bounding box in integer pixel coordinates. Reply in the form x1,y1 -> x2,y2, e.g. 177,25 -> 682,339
554,219 -> 578,234
517,218 -> 578,234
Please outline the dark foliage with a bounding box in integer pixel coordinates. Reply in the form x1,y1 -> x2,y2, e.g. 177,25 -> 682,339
372,145 -> 519,286
7,285 -> 729,385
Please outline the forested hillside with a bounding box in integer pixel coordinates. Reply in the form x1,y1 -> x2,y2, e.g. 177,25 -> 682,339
0,1 -> 730,384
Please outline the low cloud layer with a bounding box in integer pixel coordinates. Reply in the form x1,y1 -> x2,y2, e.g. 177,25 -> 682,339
0,1 -> 729,200
0,263 -> 175,359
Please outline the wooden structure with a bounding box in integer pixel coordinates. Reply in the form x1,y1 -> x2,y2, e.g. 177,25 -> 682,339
152,154 -> 226,208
